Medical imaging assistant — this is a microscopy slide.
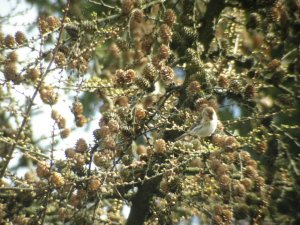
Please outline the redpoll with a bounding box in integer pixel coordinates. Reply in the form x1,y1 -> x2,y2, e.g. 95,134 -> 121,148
176,106 -> 218,140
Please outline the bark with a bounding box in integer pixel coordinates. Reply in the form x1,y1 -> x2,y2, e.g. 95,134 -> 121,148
198,0 -> 225,55
126,175 -> 163,225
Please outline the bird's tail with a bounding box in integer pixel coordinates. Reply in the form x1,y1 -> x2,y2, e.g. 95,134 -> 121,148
175,132 -> 188,141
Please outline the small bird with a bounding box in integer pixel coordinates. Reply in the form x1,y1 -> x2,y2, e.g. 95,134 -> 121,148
176,106 -> 218,140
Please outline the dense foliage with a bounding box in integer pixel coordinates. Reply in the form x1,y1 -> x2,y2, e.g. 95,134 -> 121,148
0,0 -> 300,224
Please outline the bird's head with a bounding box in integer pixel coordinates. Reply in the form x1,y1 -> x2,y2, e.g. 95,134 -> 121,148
202,107 -> 216,120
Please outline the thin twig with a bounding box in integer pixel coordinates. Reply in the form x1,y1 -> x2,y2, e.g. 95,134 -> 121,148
0,0 -> 70,179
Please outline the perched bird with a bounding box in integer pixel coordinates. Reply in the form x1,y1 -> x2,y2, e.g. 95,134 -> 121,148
176,106 -> 218,140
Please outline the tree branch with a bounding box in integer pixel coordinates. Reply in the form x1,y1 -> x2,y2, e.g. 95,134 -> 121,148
197,0 -> 225,56
126,174 -> 163,225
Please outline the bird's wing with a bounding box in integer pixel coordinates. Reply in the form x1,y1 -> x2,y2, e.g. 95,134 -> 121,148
188,116 -> 203,131
176,115 -> 203,140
